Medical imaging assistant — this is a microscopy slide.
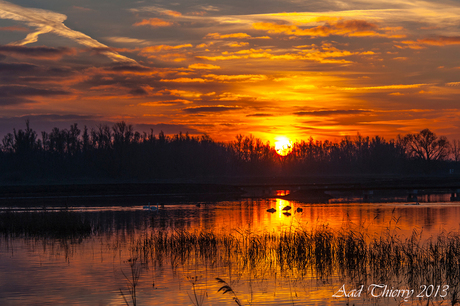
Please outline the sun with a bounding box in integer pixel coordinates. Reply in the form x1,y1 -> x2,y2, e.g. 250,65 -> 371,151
275,136 -> 293,156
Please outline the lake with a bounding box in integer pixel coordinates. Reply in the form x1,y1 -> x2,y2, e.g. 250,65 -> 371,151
1,196 -> 460,305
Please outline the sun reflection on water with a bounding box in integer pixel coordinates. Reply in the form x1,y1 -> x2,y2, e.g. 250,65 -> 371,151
3,200 -> 460,305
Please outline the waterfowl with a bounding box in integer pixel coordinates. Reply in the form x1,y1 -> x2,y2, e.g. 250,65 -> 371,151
282,205 -> 292,211
283,212 -> 291,216
143,202 -> 159,211
266,208 -> 276,213
296,207 -> 303,213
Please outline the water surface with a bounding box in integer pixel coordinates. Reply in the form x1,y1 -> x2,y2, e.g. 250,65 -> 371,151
1,198 -> 460,305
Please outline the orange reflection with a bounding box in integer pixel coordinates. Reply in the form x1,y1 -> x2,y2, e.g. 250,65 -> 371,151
4,201 -> 460,305
276,189 -> 290,196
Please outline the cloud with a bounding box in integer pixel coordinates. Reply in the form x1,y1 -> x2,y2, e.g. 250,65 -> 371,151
198,5 -> 220,12
205,32 -> 271,40
294,109 -> 370,116
0,0 -> 136,63
160,78 -> 209,83
339,84 -> 429,91
0,45 -> 75,59
133,18 -> 173,27
0,85 -> 70,105
105,37 -> 149,45
401,36 -> 460,48
0,26 -> 29,31
246,113 -> 274,117
164,10 -> 182,17
0,63 -> 77,86
138,44 -> 192,61
203,74 -> 268,82
183,105 -> 242,113
228,42 -> 249,47
205,32 -> 252,39
252,19 -> 403,38
134,123 -> 201,135
197,43 -> 360,64
0,62 -> 38,73
129,87 -> 148,96
0,96 -> 30,105
0,85 -> 70,97
166,89 -> 203,98
21,114 -> 102,121
105,65 -> 153,73
139,99 -> 192,106
140,44 -> 192,53
188,63 -> 221,70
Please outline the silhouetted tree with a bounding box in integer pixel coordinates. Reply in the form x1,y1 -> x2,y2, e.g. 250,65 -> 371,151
12,120 -> 38,155
0,121 -> 456,181
2,133 -> 14,153
451,140 -> 460,162
403,129 -> 450,161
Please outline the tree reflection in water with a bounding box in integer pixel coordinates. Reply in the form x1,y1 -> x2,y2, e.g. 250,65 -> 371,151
1,204 -> 460,305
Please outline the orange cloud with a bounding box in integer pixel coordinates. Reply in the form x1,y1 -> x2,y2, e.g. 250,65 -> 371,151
196,43 -> 359,64
399,36 -> 460,49
133,18 -> 173,27
205,32 -> 252,39
340,84 -> 428,91
164,10 -> 182,17
140,44 -> 192,53
220,43 -> 366,64
228,42 -> 249,47
167,89 -> 202,98
203,74 -> 268,82
188,63 -> 221,69
196,42 -> 213,48
160,78 -> 209,83
196,54 -> 247,61
396,41 -> 426,49
139,44 -> 192,61
417,36 -> 460,46
253,19 -> 404,38
139,99 -> 192,106
183,105 -> 242,114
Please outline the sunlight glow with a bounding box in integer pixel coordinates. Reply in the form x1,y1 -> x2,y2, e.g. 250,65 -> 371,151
274,136 -> 293,156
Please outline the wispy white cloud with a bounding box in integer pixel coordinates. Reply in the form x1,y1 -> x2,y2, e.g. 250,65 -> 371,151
105,37 -> 150,45
0,0 -> 137,63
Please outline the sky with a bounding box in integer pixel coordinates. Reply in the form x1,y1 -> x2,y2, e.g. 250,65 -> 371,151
1,0 -> 460,143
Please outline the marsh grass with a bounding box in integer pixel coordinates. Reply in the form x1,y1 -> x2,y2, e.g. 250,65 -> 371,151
187,275 -> 207,306
128,224 -> 460,304
216,277 -> 243,306
0,210 -> 93,238
120,257 -> 142,306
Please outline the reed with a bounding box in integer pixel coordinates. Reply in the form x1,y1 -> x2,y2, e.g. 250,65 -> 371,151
119,257 -> 142,306
128,225 -> 460,304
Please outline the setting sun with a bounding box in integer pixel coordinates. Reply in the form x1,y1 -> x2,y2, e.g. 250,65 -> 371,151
275,136 -> 293,156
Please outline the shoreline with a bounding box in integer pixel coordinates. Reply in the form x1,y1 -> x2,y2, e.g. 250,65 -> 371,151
1,174 -> 460,207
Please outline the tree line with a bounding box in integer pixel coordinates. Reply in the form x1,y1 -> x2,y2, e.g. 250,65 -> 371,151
0,120 -> 458,182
